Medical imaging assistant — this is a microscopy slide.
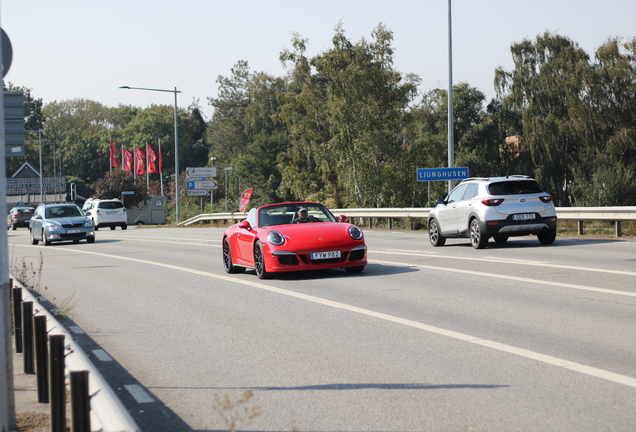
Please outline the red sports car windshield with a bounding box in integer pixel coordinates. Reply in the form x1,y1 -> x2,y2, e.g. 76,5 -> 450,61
258,203 -> 336,227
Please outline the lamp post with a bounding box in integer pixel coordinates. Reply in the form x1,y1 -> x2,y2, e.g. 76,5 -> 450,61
26,130 -> 44,203
447,0 -> 455,194
224,167 -> 233,212
119,86 -> 182,222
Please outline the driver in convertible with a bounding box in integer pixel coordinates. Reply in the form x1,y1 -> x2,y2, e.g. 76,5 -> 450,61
293,207 -> 320,223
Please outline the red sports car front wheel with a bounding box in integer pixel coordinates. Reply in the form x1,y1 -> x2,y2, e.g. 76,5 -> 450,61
254,241 -> 270,279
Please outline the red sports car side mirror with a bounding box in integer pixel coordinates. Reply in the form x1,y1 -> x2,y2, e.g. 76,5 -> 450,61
339,215 -> 348,223
238,220 -> 251,230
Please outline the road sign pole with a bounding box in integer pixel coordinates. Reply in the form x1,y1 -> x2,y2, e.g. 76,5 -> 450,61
0,45 -> 17,429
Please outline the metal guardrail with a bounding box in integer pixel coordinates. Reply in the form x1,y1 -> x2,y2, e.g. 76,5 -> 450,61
180,206 -> 636,226
13,277 -> 140,432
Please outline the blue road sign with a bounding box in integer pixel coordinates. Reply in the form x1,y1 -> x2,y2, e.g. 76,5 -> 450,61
417,167 -> 469,182
186,181 -> 195,190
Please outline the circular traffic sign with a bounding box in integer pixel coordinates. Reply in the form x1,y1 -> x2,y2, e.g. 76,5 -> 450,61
1,28 -> 13,78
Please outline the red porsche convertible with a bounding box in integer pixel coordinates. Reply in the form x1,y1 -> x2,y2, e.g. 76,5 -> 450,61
222,202 -> 367,279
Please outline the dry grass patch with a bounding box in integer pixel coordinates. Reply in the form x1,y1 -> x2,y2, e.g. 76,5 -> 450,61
15,412 -> 49,432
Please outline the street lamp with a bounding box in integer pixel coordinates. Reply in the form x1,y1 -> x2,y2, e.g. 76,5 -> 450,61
224,167 -> 233,212
447,0 -> 455,194
26,130 -> 44,203
119,85 -> 182,222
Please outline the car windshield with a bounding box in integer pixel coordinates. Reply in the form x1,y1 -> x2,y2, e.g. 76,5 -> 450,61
488,180 -> 544,196
258,203 -> 336,227
98,201 -> 124,209
45,206 -> 82,218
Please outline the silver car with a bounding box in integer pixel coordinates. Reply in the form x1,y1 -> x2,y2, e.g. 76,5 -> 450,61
29,204 -> 96,245
428,175 -> 558,249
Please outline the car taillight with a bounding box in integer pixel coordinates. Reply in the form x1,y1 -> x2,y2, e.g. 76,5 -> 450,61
539,195 -> 553,203
482,199 -> 504,206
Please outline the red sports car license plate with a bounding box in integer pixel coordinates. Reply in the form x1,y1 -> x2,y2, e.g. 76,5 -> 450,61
310,250 -> 341,260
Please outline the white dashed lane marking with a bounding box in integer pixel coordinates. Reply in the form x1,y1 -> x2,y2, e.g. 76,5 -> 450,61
125,384 -> 154,403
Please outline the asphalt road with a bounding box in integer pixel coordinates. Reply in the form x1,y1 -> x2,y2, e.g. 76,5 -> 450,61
7,227 -> 636,432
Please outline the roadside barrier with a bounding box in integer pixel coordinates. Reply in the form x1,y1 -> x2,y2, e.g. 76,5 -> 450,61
179,206 -> 636,237
11,276 -> 140,432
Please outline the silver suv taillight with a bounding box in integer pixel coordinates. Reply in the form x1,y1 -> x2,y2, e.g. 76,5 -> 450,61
481,198 -> 504,206
539,195 -> 553,203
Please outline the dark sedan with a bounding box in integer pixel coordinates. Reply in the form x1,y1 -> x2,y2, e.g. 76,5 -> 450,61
7,206 -> 35,230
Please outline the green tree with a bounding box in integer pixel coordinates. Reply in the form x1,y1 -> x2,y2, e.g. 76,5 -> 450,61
207,61 -> 251,164
91,169 -> 150,208
279,23 -> 419,208
495,32 -> 591,205
42,99 -> 113,184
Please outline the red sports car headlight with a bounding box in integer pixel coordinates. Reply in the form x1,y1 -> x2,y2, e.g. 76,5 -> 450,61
348,226 -> 363,240
267,231 -> 285,246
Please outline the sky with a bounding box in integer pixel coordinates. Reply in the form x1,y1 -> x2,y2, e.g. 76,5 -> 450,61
2,0 -> 636,121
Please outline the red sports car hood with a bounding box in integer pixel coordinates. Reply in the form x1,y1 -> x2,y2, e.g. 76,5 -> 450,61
268,222 -> 357,246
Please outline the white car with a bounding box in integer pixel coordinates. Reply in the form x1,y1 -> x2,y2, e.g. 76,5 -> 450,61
428,175 -> 557,249
83,199 -> 128,230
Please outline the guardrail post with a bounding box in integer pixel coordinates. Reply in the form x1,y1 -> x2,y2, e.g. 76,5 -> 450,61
12,287 -> 22,353
70,371 -> 91,432
388,218 -> 393,230
22,301 -> 35,374
615,221 -> 622,237
578,220 -> 584,235
34,315 -> 49,403
49,334 -> 66,432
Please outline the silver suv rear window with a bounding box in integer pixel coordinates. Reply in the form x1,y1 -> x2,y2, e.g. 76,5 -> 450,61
487,180 -> 544,196
97,201 -> 124,209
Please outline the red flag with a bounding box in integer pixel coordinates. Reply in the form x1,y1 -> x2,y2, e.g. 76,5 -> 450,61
135,147 -> 145,175
123,148 -> 133,172
109,141 -> 119,167
158,147 -> 163,174
239,188 -> 253,212
146,143 -> 158,173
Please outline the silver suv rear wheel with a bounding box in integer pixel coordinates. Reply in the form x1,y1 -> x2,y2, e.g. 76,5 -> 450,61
470,218 -> 488,249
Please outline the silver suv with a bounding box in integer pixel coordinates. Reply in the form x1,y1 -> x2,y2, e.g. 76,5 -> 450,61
428,175 -> 557,249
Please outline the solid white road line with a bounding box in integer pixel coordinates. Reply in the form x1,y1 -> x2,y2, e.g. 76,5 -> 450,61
17,245 -> 636,390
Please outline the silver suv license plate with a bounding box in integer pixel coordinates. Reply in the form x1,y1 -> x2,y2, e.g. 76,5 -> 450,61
513,213 -> 536,221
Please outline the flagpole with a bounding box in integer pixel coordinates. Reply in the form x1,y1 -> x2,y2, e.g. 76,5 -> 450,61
146,142 -> 149,193
159,139 -> 164,196
109,139 -> 112,174
134,146 -> 137,182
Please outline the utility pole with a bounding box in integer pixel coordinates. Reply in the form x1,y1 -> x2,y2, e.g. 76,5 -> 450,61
0,49 -> 18,431
447,0 -> 455,194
